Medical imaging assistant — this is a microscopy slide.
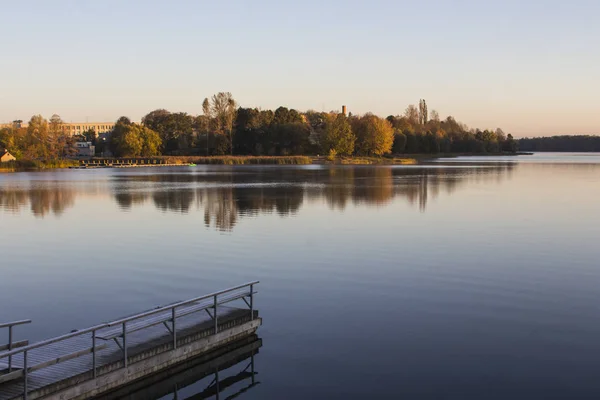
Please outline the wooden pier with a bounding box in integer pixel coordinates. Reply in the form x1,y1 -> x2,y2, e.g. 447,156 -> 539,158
0,282 -> 260,400
94,334 -> 261,400
75,159 -> 183,169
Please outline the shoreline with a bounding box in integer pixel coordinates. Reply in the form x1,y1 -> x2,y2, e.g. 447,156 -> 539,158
0,152 -> 532,172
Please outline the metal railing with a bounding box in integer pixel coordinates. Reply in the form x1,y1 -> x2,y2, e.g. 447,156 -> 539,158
0,320 -> 31,373
0,281 -> 258,400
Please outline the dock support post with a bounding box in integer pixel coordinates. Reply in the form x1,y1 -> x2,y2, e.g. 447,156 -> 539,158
215,369 -> 220,400
122,322 -> 128,368
251,352 -> 255,384
172,307 -> 177,350
8,325 -> 12,372
250,284 -> 254,321
214,295 -> 218,334
92,330 -> 97,378
23,350 -> 28,400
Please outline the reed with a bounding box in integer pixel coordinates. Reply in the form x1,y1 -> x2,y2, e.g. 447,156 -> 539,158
0,159 -> 79,172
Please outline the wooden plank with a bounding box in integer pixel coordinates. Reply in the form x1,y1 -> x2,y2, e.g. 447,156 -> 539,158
0,340 -> 29,352
0,369 -> 22,384
29,344 -> 107,373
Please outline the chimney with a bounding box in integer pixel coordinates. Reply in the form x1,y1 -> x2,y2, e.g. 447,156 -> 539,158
342,105 -> 347,116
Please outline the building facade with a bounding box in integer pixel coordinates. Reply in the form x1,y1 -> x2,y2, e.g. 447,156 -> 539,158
62,123 -> 115,136
75,142 -> 95,157
0,122 -> 115,136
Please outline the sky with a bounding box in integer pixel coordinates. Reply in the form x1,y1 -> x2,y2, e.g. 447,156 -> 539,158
0,0 -> 598,137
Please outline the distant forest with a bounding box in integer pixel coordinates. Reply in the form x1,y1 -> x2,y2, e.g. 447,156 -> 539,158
519,136 -> 600,152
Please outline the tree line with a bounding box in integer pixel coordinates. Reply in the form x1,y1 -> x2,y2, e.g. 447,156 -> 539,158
115,94 -> 520,157
1,95 -> 520,159
0,114 -> 78,159
518,136 -> 600,152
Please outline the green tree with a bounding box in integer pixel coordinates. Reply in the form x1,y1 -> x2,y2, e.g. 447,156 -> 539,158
392,131 -> 407,153
321,113 -> 355,156
503,133 -> 519,153
82,128 -> 97,144
141,109 -> 170,132
351,114 -> 394,156
141,110 -> 194,153
116,116 -> 132,126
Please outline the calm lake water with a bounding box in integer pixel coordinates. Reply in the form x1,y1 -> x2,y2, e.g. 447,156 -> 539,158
1,153 -> 600,399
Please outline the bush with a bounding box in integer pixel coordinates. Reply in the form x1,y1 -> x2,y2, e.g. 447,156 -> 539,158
327,149 -> 337,161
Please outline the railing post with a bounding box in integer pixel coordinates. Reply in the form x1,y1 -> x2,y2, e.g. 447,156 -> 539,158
172,307 -> 177,350
8,325 -> 13,372
214,295 -> 218,334
23,350 -> 28,400
122,322 -> 127,368
250,284 -> 254,321
92,330 -> 97,379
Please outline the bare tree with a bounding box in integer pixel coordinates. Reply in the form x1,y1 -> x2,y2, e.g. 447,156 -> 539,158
202,97 -> 211,155
419,99 -> 428,125
404,105 -> 419,126
210,92 -> 237,155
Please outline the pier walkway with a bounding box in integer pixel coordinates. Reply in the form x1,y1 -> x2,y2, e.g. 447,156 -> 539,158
0,282 -> 260,400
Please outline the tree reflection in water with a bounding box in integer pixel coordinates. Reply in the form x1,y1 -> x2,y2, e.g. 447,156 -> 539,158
0,164 -> 515,227
0,182 -> 76,217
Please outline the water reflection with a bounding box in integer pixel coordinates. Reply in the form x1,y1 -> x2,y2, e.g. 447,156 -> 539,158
0,183 -> 77,217
0,164 -> 516,228
93,336 -> 261,400
108,164 -> 516,230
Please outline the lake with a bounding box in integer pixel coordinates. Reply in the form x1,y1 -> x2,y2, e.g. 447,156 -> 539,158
1,153 -> 600,399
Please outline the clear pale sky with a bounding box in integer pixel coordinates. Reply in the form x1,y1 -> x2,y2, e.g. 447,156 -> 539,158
1,0 -> 598,137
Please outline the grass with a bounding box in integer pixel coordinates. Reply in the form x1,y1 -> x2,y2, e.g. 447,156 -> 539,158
0,159 -> 79,172
315,156 -> 418,165
149,156 -> 313,165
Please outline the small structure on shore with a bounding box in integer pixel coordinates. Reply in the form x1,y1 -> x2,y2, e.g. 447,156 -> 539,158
0,150 -> 16,163
75,142 -> 95,158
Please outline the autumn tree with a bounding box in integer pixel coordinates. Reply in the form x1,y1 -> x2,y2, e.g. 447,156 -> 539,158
321,113 -> 355,156
0,125 -> 26,159
110,122 -> 162,157
139,126 -> 162,156
351,114 -> 394,156
26,115 -> 50,159
110,124 -> 142,157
